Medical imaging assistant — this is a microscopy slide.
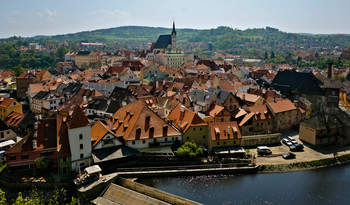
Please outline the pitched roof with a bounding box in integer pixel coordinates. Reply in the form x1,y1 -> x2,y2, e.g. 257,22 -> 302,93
5,132 -> 34,154
0,97 -> 15,108
108,101 -> 181,141
67,106 -> 91,129
267,99 -> 297,114
167,104 -> 207,133
236,92 -> 261,104
206,104 -> 225,117
154,35 -> 172,49
4,111 -> 26,126
36,118 -> 57,150
209,121 -> 242,141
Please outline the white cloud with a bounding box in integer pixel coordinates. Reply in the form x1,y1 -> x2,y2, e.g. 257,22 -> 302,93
37,8 -> 57,20
4,17 -> 15,24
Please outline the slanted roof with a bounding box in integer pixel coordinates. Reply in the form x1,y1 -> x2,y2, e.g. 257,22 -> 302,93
154,35 -> 172,49
209,121 -> 242,141
92,145 -> 139,163
0,97 -> 15,108
108,101 -> 181,141
267,99 -> 297,114
206,104 -> 225,117
4,111 -> 26,126
67,106 -> 91,129
5,132 -> 34,154
167,104 -> 207,133
84,165 -> 102,174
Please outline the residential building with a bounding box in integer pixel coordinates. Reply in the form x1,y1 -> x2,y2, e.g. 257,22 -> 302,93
239,105 -> 274,135
208,122 -> 242,150
107,101 -> 182,150
0,97 -> 22,121
167,104 -> 208,146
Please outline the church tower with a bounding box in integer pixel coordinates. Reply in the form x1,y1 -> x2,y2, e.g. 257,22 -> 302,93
171,21 -> 176,51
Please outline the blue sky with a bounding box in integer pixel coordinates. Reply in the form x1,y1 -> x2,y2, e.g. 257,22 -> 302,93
1,0 -> 350,38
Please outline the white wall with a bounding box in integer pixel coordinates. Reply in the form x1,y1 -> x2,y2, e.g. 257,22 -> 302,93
68,125 -> 92,171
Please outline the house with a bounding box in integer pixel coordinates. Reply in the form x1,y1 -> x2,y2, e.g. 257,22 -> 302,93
266,99 -> 301,132
238,105 -> 274,136
31,91 -> 68,113
299,109 -> 350,145
167,104 -> 208,146
0,120 -> 17,143
208,122 -> 242,150
107,101 -> 182,151
206,104 -> 233,122
236,92 -> 264,107
0,97 -> 22,121
90,121 -> 139,169
188,90 -> 220,112
209,88 -> 242,112
16,70 -> 52,99
5,116 -> 71,174
66,106 -> 92,171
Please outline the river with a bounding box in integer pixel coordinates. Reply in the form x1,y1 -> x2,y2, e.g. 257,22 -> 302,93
138,164 -> 350,205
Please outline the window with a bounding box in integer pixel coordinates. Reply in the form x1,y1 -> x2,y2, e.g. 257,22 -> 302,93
217,142 -> 220,145
187,137 -> 189,140
9,156 -> 16,161
223,142 -> 226,145
142,140 -> 146,144
63,157 -> 67,162
203,135 -> 205,139
200,128 -> 202,131
233,141 -> 236,144
79,134 -> 83,140
62,167 -> 67,174
21,154 -> 29,160
7,131 -> 9,134
80,154 -> 84,159
132,141 -> 135,145
165,138 -> 168,141
193,128 -> 196,131
80,144 -> 83,149
80,162 -> 84,167
0,132 -> 3,139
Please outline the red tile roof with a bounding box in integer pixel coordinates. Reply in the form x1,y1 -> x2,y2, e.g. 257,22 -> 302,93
209,121 -> 242,141
267,99 -> 297,114
108,101 -> 181,141
0,97 -> 15,108
4,111 -> 25,126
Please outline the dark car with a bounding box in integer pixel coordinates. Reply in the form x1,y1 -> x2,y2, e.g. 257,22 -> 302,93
290,144 -> 304,151
282,152 -> 296,159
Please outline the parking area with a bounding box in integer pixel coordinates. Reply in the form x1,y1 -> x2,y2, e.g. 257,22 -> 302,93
254,130 -> 350,165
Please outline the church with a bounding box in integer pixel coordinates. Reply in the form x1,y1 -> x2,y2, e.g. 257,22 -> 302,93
152,22 -> 190,67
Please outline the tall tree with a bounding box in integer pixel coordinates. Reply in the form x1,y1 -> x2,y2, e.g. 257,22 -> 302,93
271,51 -> 275,58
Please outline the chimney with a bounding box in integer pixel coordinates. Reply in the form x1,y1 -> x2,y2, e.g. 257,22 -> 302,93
227,126 -> 231,135
243,94 -> 246,101
328,62 -> 332,79
180,105 -> 185,113
156,81 -> 159,89
195,107 -> 198,114
83,96 -> 87,104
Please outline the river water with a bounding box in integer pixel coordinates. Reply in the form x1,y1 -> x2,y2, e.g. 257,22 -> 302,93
138,164 -> 350,205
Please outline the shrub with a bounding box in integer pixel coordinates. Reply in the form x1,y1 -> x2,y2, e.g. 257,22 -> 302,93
177,141 -> 203,158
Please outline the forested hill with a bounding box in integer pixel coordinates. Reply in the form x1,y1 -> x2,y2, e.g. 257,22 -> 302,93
2,26 -> 350,55
29,26 -> 200,44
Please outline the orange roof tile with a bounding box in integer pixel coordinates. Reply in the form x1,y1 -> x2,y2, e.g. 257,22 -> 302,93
267,99 -> 297,114
167,104 -> 207,133
209,121 -> 242,141
108,101 -> 181,141
206,104 -> 225,117
0,97 -> 15,108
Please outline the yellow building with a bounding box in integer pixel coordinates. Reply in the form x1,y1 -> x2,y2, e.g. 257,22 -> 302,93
167,104 -> 209,146
75,51 -> 100,68
339,90 -> 350,109
0,97 -> 23,121
207,122 -> 242,150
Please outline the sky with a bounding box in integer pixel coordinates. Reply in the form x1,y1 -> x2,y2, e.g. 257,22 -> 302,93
1,0 -> 350,38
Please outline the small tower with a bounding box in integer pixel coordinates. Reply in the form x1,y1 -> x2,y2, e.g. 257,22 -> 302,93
171,21 -> 177,50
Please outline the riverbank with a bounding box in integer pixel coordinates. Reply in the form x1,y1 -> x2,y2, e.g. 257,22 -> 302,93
258,152 -> 350,173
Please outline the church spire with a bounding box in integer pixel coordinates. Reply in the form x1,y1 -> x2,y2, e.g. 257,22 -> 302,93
172,20 -> 176,35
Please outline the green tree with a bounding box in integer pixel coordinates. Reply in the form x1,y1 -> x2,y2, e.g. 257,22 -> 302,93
270,51 -> 275,58
264,51 -> 268,60
56,46 -> 69,60
177,141 -> 203,158
34,157 -> 48,169
13,65 -> 24,76
346,72 -> 350,80
216,56 -> 224,61
49,188 -> 67,205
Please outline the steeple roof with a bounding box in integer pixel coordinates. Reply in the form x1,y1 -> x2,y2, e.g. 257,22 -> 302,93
172,21 -> 176,35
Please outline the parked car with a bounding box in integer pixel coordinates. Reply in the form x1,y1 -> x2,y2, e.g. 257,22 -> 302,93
290,144 -> 304,151
282,138 -> 293,146
287,136 -> 298,144
282,152 -> 296,159
257,146 -> 272,156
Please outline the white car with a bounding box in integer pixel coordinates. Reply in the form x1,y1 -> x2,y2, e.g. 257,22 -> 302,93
282,138 -> 293,146
287,136 -> 298,144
